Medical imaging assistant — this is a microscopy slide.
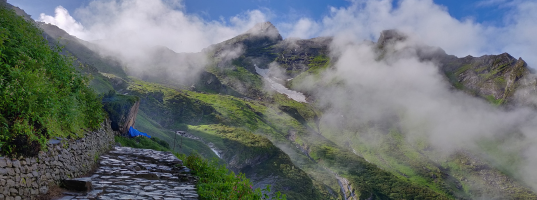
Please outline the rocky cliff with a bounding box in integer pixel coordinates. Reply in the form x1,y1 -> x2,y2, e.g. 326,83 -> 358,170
376,29 -> 537,107
102,93 -> 140,135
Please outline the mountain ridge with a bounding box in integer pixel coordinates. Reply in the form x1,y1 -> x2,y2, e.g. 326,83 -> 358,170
6,3 -> 537,198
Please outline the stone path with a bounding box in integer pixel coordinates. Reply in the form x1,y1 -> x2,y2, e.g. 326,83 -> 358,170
57,147 -> 198,200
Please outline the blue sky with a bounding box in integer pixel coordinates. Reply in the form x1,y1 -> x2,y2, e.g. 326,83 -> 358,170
7,0 -> 537,68
9,0 -> 510,26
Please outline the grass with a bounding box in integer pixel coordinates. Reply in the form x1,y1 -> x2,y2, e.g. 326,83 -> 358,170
187,125 -> 326,200
485,95 -> 504,106
124,78 -> 335,199
0,6 -> 104,156
181,81 -> 451,199
454,64 -> 473,76
115,135 -> 286,200
179,153 -> 286,200
288,55 -> 330,89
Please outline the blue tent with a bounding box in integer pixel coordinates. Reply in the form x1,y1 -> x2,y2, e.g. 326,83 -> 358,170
128,126 -> 151,138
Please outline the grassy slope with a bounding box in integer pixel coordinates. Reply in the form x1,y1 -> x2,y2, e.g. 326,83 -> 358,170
0,7 -> 104,156
286,51 -> 537,199
288,55 -> 330,89
183,84 -> 447,199
124,77 -> 328,200
134,110 -> 217,158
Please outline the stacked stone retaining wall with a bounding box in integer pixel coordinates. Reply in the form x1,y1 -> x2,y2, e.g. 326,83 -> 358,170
0,120 -> 115,200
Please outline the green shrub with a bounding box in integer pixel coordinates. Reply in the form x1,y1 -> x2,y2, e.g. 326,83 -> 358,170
0,7 -> 104,156
181,153 -> 286,200
116,135 -> 284,199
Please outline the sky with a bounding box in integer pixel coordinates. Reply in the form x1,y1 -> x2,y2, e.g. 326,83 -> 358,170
8,0 -> 537,192
9,0 -> 510,28
6,0 -> 537,68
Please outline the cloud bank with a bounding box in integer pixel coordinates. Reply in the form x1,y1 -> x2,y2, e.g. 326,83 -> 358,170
40,0 -> 537,68
39,0 -> 269,84
38,0 -> 537,195
280,0 -> 537,68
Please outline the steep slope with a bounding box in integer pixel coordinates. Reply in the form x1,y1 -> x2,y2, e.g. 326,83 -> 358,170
375,29 -> 537,108
286,29 -> 537,199
198,23 -> 456,199
20,3 -> 537,197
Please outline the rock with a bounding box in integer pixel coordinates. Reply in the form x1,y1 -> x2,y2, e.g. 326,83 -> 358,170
5,180 -> 14,188
9,188 -> 17,195
61,177 -> 93,191
133,173 -> 159,180
377,29 -> 407,48
0,158 -> 6,168
102,94 -> 140,135
178,167 -> 191,174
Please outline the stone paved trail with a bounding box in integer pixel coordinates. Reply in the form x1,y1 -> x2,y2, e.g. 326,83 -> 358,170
58,147 -> 198,200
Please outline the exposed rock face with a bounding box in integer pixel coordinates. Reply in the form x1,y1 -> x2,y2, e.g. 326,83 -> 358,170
102,94 -> 140,135
273,37 -> 332,77
121,100 -> 140,134
376,29 -> 536,107
377,29 -> 408,48
0,120 -> 115,199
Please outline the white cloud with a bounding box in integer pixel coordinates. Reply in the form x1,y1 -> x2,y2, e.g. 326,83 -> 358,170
276,0 -> 536,68
37,0 -> 270,84
38,0 -> 269,53
39,6 -> 88,39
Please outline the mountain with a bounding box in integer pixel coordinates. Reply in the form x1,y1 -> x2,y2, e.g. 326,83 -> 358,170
10,2 -> 537,198
375,29 -> 536,108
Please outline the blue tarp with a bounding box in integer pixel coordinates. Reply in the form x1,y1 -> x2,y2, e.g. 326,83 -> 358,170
128,127 -> 151,138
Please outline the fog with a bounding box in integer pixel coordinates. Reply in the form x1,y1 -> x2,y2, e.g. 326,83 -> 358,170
37,0 -> 537,195
39,0 -> 269,83
291,30 -> 537,194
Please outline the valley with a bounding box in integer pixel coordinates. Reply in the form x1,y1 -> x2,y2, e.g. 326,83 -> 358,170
2,1 -> 537,199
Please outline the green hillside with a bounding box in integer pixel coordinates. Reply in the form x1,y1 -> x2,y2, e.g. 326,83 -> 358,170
0,6 -> 104,156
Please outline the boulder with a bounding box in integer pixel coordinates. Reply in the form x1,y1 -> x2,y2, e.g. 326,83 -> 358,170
61,177 -> 92,191
102,92 -> 140,135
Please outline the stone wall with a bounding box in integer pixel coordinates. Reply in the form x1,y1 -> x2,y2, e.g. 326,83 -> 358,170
0,120 -> 115,200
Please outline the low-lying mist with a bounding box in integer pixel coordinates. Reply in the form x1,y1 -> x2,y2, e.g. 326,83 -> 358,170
39,0 -> 269,83
36,0 -> 537,195
293,33 -> 537,192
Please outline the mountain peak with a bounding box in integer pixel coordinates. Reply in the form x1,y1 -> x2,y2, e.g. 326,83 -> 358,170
246,21 -> 282,41
377,29 -> 407,47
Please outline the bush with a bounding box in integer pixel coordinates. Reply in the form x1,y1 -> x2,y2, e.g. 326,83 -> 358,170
116,135 -> 285,200
0,7 -> 104,156
179,153 -> 286,200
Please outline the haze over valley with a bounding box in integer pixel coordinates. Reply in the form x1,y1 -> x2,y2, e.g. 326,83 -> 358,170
3,0 -> 537,199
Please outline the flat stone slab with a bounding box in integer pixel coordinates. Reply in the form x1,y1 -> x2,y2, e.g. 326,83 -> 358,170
62,177 -> 93,191
58,147 -> 198,200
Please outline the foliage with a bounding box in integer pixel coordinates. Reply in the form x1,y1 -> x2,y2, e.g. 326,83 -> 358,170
127,78 -> 221,127
116,135 -> 285,199
288,55 -> 330,89
0,7 -> 104,156
181,153 -> 286,200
